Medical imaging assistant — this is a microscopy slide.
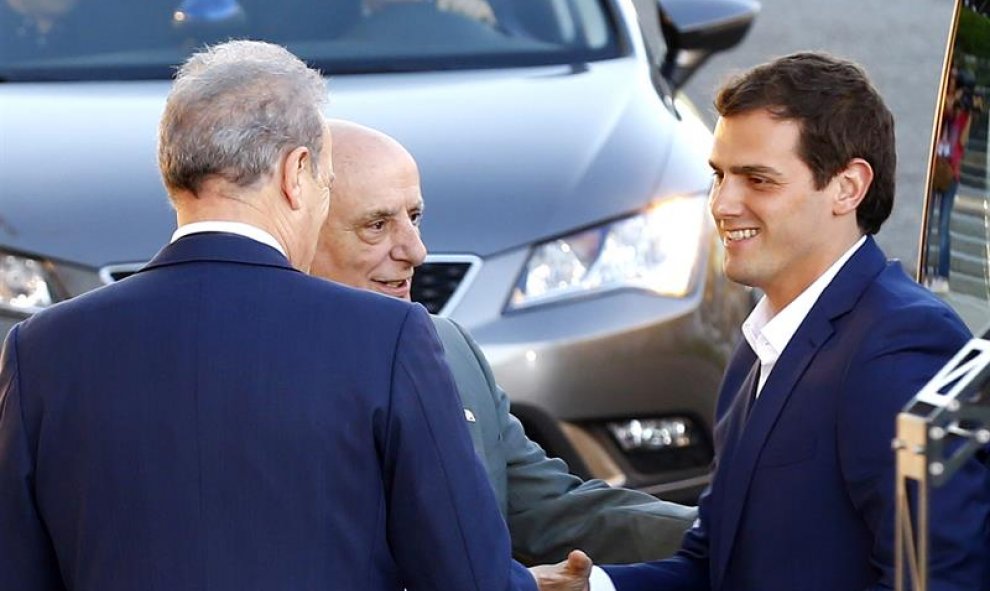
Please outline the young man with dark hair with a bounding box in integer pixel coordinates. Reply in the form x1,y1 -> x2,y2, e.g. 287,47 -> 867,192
547,51 -> 990,591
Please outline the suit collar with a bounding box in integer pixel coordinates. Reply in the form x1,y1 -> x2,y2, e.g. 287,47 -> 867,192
171,221 -> 287,258
138,232 -> 297,274
711,235 -> 888,586
804,235 -> 887,324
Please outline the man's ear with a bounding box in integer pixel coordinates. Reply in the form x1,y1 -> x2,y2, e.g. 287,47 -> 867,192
280,146 -> 311,211
833,158 -> 873,217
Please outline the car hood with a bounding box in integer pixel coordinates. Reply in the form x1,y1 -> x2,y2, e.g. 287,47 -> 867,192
0,58 -> 714,268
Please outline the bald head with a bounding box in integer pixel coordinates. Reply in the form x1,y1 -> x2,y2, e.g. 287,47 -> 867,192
326,120 -> 419,206
311,120 -> 427,300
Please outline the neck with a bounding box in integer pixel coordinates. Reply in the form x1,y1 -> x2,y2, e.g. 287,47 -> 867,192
173,185 -> 297,266
765,231 -> 865,314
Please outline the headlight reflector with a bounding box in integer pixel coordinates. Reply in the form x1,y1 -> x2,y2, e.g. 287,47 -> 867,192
509,195 -> 707,310
1,253 -> 54,312
607,417 -> 701,451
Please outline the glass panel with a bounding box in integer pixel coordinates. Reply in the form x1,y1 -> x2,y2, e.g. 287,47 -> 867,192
0,0 -> 621,81
921,0 -> 990,334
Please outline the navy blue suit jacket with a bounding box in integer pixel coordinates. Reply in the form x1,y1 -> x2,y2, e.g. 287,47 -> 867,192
604,237 -> 990,591
0,233 -> 537,591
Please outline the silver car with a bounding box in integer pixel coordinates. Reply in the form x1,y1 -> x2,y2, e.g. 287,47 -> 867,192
0,0 -> 757,502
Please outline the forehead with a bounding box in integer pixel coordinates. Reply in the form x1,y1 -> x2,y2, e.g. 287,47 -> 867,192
710,110 -> 803,164
336,166 -> 422,219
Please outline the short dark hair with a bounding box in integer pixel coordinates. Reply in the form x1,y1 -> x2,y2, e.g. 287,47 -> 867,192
714,52 -> 895,235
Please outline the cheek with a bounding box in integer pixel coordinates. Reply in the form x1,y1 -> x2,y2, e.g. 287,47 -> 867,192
364,248 -> 395,276
339,244 -> 383,280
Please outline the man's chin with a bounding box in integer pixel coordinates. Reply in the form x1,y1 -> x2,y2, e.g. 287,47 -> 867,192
723,265 -> 758,290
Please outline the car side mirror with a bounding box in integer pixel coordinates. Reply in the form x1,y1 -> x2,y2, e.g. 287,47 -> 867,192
919,0 -> 990,334
656,0 -> 759,91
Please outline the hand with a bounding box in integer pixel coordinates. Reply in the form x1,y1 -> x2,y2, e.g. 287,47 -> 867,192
529,549 -> 592,591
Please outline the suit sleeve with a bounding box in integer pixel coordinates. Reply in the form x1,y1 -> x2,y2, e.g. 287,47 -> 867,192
445,322 -> 696,565
381,306 -> 536,591
600,477 -> 710,590
837,307 -> 990,591
0,326 -> 66,591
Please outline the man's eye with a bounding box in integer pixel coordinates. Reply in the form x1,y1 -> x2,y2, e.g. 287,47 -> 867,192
410,211 -> 423,227
711,171 -> 724,184
369,220 -> 387,231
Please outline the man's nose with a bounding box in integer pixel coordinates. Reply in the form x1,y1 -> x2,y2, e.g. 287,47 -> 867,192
709,177 -> 742,220
393,220 -> 427,266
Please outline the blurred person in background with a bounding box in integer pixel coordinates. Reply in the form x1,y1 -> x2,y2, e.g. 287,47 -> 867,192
929,66 -> 975,293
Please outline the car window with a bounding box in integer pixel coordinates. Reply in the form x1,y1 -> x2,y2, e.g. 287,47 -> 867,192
0,0 -> 623,81
920,1 -> 990,334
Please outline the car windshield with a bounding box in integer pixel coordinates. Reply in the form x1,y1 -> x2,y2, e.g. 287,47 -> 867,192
0,0 -> 622,81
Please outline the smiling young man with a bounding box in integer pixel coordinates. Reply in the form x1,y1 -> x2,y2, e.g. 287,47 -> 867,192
547,52 -> 990,591
709,110 -> 874,315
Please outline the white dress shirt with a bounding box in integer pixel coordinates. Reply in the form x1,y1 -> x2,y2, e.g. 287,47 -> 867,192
170,221 -> 287,258
742,235 -> 865,397
589,235 -> 867,591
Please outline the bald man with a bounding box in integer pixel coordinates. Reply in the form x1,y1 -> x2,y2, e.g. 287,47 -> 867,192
311,120 -> 696,567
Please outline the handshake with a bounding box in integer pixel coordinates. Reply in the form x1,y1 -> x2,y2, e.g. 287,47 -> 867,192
530,550 -> 594,591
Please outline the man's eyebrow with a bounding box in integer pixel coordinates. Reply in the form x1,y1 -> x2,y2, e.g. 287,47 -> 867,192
356,201 -> 425,224
357,207 -> 400,223
730,164 -> 782,176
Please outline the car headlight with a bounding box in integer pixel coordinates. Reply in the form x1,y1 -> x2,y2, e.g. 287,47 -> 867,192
508,195 -> 709,310
1,252 -> 54,314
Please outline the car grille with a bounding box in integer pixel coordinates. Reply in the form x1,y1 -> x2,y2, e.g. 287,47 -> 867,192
412,260 -> 476,314
101,255 -> 480,316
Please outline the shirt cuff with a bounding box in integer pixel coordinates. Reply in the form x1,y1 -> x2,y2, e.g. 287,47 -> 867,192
589,566 -> 617,591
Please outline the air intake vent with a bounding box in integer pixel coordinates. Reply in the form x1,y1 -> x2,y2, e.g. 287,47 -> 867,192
412,261 -> 473,314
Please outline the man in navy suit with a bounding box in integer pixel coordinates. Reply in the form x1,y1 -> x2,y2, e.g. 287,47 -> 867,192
310,119 -> 698,568
0,39 -> 583,591
546,52 -> 990,590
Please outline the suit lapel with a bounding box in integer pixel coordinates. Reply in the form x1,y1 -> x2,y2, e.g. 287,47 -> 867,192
138,232 -> 297,274
711,237 -> 888,587
711,351 -> 759,460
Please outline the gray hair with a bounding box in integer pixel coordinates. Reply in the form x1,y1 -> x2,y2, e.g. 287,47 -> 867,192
158,40 -> 328,196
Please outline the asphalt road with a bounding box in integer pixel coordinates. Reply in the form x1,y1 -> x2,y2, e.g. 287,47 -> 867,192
675,0 -> 957,270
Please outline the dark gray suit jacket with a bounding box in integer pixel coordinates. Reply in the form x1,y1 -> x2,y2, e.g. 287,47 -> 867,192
431,316 -> 696,566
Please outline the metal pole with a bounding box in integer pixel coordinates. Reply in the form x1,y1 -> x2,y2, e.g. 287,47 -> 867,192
894,413 -> 929,591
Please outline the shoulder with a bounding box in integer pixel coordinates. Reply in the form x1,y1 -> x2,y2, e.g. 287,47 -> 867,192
429,315 -> 470,349
270,272 -> 427,338
428,316 -> 488,370
830,262 -> 970,407
427,316 -> 501,400
852,262 -> 970,351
